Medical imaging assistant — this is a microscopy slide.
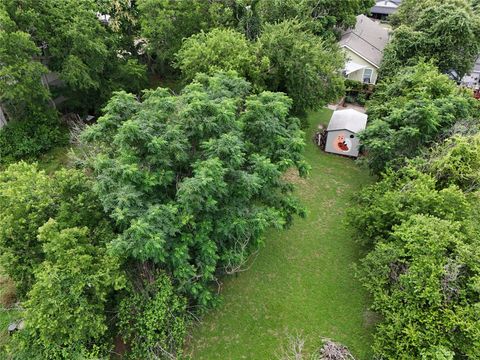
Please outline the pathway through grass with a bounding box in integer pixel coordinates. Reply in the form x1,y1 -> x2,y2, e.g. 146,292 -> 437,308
188,109 -> 374,359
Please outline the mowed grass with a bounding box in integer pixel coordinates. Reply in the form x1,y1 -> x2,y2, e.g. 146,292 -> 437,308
188,109 -> 374,359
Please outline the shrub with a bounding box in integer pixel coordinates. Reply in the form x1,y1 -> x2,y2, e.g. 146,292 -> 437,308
118,272 -> 187,359
0,163 -> 114,297
344,79 -> 363,92
10,220 -> 124,359
360,62 -> 475,174
0,110 -> 67,165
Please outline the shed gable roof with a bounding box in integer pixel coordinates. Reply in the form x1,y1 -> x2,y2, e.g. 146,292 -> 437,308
327,109 -> 368,133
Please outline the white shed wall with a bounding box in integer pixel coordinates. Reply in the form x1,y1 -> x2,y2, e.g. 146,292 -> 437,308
325,129 -> 361,157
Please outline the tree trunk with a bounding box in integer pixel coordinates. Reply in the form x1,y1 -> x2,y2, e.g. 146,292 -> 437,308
0,104 -> 8,129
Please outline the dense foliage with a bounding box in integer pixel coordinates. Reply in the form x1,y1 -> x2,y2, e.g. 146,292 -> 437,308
118,271 -> 187,359
257,20 -> 345,113
0,163 -> 114,297
11,220 -> 124,359
360,62 -> 475,174
380,0 -> 480,79
176,22 -> 345,112
138,0 -> 234,72
349,133 -> 480,358
0,110 -> 67,164
137,0 -> 373,72
254,0 -> 374,36
80,72 -> 307,306
175,28 -> 268,87
2,0 -> 147,114
0,9 -> 50,121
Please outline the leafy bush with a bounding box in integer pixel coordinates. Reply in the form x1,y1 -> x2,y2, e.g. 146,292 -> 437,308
358,214 -> 480,359
118,272 -> 187,359
425,134 -> 480,191
360,62 -> 475,174
0,111 -> 67,165
356,92 -> 367,106
344,79 -> 363,92
0,163 -> 113,297
10,220 -> 124,359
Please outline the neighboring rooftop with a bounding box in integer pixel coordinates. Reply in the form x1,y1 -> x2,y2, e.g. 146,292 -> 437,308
339,15 -> 390,67
327,109 -> 368,133
371,1 -> 401,15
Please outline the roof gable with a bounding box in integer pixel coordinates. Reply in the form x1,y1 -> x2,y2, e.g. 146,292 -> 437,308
339,15 -> 390,66
327,109 -> 368,133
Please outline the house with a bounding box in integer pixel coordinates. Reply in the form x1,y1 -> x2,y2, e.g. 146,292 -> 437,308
325,109 -> 368,158
461,56 -> 480,90
339,15 -> 390,85
370,0 -> 402,20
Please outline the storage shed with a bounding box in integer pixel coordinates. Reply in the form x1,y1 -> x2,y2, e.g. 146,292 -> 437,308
325,109 -> 368,157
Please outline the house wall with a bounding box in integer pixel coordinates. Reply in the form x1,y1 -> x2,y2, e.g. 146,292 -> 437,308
343,48 -> 379,84
462,71 -> 480,90
325,129 -> 361,157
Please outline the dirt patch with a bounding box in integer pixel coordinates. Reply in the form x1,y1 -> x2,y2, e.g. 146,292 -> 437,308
0,275 -> 16,308
282,168 -> 308,186
363,310 -> 381,329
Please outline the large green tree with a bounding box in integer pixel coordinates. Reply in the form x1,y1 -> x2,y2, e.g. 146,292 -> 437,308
255,0 -> 374,35
175,28 -> 269,87
257,20 -> 345,113
360,62 -> 475,174
3,0 -> 147,113
137,0 -> 234,73
380,0 -> 480,79
0,8 -> 50,121
0,163 -> 114,296
80,72 -> 307,306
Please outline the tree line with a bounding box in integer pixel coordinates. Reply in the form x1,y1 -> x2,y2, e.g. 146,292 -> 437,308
349,0 -> 480,358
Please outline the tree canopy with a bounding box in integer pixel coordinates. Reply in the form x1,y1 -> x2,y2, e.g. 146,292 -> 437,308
349,134 -> 480,358
256,20 -> 345,113
380,0 -> 480,79
0,8 -> 51,121
80,72 -> 307,306
175,28 -> 269,87
360,62 -> 476,174
2,0 -> 147,114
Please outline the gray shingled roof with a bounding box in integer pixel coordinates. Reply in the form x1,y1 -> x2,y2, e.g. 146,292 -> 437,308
339,15 -> 390,67
327,109 -> 368,133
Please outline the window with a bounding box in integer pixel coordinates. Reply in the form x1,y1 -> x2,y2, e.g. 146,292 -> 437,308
363,68 -> 373,84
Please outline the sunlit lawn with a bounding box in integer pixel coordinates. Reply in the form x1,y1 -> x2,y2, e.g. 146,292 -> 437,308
188,109 -> 374,359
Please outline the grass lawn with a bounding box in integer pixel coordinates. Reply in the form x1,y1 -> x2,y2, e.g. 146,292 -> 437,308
188,109 -> 374,359
37,145 -> 71,173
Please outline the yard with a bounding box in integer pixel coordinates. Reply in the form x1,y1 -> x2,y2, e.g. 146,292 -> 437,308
188,109 -> 374,359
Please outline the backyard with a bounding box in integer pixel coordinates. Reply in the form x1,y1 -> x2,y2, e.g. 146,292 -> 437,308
188,109 -> 374,359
